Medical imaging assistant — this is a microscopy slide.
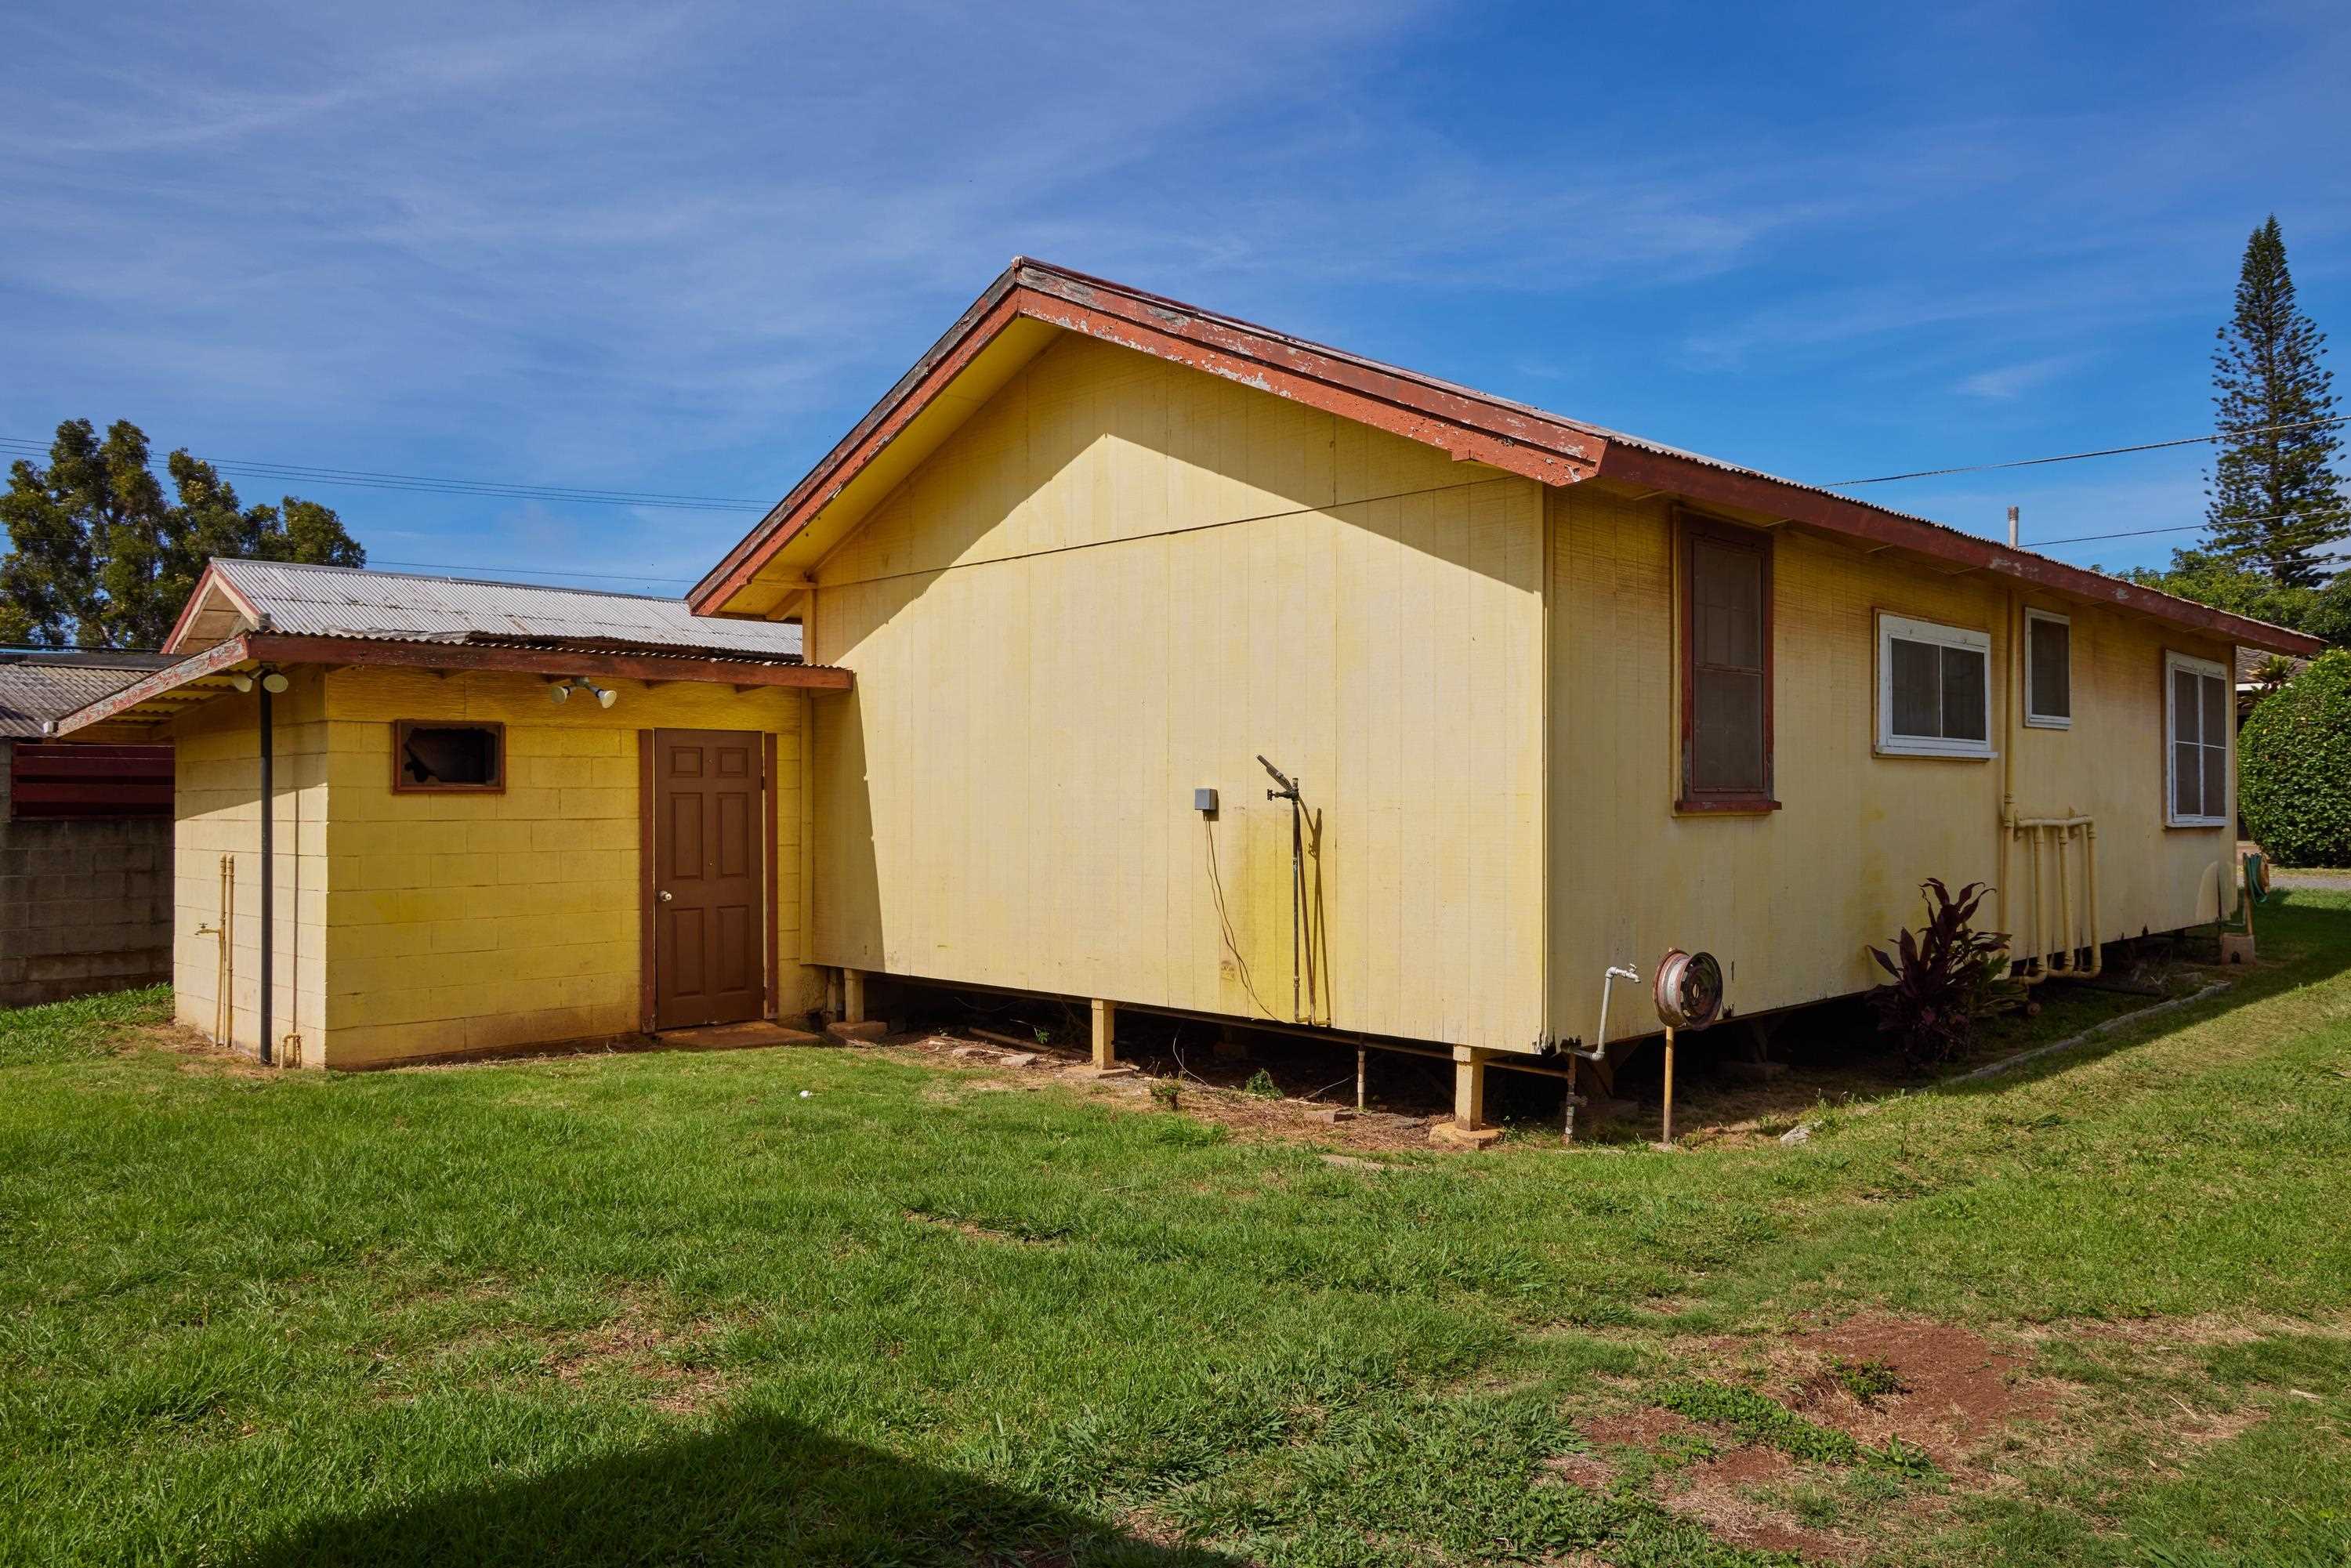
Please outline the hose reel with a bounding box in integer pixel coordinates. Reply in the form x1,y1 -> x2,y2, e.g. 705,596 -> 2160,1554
1652,948 -> 1724,1031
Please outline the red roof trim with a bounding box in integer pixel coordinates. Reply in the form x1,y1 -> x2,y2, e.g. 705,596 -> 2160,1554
690,259 -> 2324,657
160,562 -> 261,655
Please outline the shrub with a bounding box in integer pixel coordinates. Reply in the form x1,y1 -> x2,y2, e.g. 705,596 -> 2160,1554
2241,649 -> 2351,868
1866,879 -> 2016,1069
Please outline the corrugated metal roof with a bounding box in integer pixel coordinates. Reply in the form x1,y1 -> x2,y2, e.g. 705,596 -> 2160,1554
0,651 -> 179,738
208,559 -> 804,660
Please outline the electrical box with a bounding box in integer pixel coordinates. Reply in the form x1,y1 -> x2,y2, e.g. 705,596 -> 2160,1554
1193,787 -> 1219,814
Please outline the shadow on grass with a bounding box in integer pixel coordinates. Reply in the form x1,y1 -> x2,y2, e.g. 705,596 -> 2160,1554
233,1412 -> 1239,1567
1924,889 -> 2351,1098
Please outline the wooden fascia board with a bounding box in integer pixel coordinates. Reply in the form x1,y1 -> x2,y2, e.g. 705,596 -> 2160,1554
161,565 -> 262,654
1596,444 -> 2325,657
51,635 -> 255,734
240,636 -> 856,690
688,270 -> 1610,614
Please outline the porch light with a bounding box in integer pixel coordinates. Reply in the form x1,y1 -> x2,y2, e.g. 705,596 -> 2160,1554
549,678 -> 618,708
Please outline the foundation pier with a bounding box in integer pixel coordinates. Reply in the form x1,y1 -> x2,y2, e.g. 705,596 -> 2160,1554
1433,1045 -> 1503,1148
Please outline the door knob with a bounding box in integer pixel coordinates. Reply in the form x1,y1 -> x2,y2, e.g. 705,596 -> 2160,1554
657,890 -> 672,902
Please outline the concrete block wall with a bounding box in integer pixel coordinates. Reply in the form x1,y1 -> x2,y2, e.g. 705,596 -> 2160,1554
0,737 -> 174,1009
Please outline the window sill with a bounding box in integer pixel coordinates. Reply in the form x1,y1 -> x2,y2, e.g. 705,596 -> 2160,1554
2165,817 -> 2230,831
1675,796 -> 1782,816
2023,715 -> 2071,730
1874,742 -> 1996,761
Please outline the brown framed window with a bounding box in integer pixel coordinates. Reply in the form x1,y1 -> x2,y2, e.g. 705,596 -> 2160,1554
1678,513 -> 1776,811
392,721 -> 505,793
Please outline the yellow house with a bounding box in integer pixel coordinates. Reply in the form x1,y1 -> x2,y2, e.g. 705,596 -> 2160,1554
56,259 -> 2323,1137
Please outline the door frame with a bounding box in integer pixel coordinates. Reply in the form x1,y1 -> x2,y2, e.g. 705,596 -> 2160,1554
638,727 -> 781,1033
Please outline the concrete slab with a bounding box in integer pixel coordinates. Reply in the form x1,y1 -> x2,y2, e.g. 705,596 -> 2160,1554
824,1019 -> 890,1045
1429,1121 -> 1505,1150
658,1020 -> 828,1052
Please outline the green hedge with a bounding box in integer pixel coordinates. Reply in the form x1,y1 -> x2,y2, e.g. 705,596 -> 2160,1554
2240,648 -> 2351,867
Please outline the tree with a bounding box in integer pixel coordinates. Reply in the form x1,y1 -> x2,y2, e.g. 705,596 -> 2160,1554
2240,650 -> 2351,867
2114,545 -> 2351,647
2206,217 -> 2349,588
1,418 -> 364,650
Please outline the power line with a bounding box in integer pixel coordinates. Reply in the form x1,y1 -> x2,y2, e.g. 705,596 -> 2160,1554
0,436 -> 770,512
1824,414 -> 2350,487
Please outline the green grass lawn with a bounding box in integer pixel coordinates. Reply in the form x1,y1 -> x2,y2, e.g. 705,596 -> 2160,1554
4,902 -> 2351,1567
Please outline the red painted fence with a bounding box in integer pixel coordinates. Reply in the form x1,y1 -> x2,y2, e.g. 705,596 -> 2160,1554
8,744 -> 172,820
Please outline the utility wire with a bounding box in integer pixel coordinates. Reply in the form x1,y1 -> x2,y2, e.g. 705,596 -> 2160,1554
1824,414 -> 2350,487
0,436 -> 769,512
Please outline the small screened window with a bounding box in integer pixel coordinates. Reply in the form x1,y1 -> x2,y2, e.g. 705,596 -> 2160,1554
1877,614 -> 1992,758
2165,653 -> 2230,827
393,721 -> 505,793
2025,608 -> 2070,728
1678,514 -> 1775,810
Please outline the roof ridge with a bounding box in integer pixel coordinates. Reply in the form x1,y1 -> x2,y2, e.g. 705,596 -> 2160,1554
212,556 -> 685,605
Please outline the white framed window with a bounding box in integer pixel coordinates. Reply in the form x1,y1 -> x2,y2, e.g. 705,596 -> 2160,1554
2165,650 -> 2230,827
2024,608 -> 2071,729
1876,613 -> 1994,758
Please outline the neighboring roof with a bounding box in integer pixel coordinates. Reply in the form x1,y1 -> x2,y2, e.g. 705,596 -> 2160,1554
0,650 -> 179,739
169,558 -> 805,661
2236,646 -> 2313,688
689,259 -> 2324,658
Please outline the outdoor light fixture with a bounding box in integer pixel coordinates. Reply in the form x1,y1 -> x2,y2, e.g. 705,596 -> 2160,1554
548,678 -> 618,708
259,670 -> 289,694
227,673 -> 252,693
228,667 -> 288,694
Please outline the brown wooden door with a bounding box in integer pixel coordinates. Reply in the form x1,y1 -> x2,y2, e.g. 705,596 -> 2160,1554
652,729 -> 766,1030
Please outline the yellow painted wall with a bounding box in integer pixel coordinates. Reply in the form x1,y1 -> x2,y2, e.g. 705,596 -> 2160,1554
809,330 -> 1549,1051
172,668 -> 330,1059
172,670 -> 818,1068
1547,486 -> 2241,1048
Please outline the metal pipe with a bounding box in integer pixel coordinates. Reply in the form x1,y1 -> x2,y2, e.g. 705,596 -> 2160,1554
1587,965 -> 1639,1063
2054,823 -> 2074,970
1657,1026 -> 1678,1147
258,680 -> 273,1067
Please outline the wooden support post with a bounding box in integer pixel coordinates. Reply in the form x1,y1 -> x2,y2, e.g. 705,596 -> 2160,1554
1091,998 -> 1116,1069
1433,1046 -> 1503,1148
842,969 -> 867,1026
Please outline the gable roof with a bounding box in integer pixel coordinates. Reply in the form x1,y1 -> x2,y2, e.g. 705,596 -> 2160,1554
0,650 -> 178,739
690,259 -> 2324,657
168,558 -> 806,661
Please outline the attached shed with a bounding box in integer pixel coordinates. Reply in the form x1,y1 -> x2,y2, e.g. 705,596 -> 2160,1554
56,560 -> 849,1067
1,650 -> 178,1006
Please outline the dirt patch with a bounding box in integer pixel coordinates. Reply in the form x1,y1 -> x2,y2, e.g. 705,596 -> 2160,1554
1581,1407 -> 1700,1451
536,1298 -> 734,1414
121,1021 -> 281,1077
1657,1444 -> 1864,1564
879,1030 -> 1448,1153
903,1208 -> 1064,1248
1784,1313 -> 2049,1462
1570,1405 -> 1861,1563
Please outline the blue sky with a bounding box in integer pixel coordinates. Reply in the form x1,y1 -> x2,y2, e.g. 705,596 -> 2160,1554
5,0 -> 2347,599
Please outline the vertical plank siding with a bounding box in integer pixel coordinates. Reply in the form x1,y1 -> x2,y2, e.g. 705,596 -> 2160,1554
1546,487 -> 2241,1049
810,331 -> 1549,1052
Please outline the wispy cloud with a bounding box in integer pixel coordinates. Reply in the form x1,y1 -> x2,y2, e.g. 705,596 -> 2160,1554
1958,353 -> 2088,400
0,0 -> 2346,585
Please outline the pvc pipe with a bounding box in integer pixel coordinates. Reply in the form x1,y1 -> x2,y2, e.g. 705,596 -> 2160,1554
258,680 -> 273,1067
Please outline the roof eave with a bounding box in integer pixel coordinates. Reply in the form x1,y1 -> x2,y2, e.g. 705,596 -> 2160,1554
1596,444 -> 2325,656
692,258 -> 2327,659
51,635 -> 853,737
